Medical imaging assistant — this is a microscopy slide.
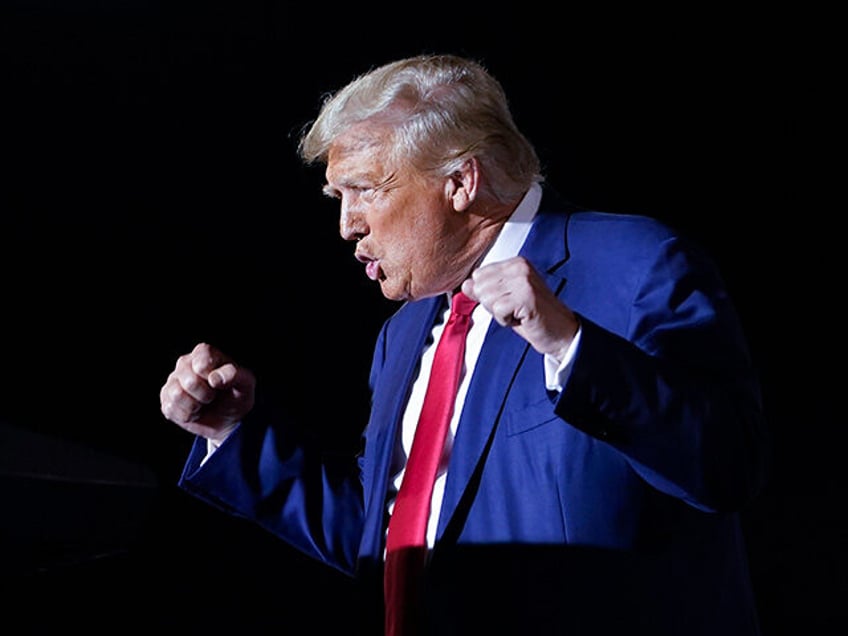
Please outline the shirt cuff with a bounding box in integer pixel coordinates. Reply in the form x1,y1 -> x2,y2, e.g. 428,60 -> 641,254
543,325 -> 583,392
200,426 -> 237,467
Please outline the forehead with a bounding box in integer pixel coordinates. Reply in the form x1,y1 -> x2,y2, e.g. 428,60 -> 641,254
326,123 -> 397,185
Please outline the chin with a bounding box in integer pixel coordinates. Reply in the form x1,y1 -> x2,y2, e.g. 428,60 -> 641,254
378,279 -> 407,302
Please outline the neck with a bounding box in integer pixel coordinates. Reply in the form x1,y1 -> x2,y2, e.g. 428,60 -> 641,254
444,197 -> 520,292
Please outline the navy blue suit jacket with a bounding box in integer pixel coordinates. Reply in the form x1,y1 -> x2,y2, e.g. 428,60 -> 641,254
180,187 -> 769,635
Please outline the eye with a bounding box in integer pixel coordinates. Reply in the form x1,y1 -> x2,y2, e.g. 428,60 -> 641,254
359,187 -> 378,202
345,185 -> 378,204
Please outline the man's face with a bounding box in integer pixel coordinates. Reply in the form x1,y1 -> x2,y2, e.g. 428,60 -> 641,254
323,123 -> 471,302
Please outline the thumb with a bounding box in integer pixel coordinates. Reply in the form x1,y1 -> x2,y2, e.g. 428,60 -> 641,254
460,277 -> 478,301
208,362 -> 239,390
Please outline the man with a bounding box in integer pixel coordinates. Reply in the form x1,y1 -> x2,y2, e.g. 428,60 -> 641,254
160,54 -> 769,635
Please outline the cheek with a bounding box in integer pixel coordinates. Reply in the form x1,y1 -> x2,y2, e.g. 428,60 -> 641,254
376,189 -> 447,266
377,204 -> 434,253
395,215 -> 442,263
385,232 -> 424,271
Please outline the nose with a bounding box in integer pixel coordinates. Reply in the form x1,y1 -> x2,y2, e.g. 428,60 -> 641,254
339,207 -> 368,242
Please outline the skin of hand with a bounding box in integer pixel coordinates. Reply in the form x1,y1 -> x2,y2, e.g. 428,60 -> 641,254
461,256 -> 580,364
159,342 -> 256,442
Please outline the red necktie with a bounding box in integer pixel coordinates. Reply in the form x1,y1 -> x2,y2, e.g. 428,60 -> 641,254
384,291 -> 478,636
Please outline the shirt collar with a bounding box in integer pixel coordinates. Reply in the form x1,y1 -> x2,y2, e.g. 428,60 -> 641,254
478,182 -> 542,268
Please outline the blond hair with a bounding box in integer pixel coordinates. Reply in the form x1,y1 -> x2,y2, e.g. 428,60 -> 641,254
298,54 -> 543,204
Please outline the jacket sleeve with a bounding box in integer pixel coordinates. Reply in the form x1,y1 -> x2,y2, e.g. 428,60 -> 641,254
555,234 -> 771,512
178,407 -> 366,577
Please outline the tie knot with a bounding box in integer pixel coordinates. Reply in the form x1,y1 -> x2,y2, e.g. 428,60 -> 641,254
450,291 -> 478,317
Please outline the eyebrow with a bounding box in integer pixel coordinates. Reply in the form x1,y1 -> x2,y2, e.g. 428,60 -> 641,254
322,171 -> 377,197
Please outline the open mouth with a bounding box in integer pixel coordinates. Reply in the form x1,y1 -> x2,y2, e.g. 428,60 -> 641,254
365,259 -> 381,281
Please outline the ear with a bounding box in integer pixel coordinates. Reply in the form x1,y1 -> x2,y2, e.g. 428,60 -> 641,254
444,157 -> 479,212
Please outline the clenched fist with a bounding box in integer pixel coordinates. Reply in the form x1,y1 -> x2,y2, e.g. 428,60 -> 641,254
159,342 -> 256,442
461,256 -> 579,363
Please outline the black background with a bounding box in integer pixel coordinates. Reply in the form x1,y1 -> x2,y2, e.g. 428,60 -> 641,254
0,2 -> 839,634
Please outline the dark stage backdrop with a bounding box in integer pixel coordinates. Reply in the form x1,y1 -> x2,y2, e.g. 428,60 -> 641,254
1,2 -> 837,634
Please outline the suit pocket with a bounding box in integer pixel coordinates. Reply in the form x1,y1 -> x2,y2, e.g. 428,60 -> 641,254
504,396 -> 561,437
